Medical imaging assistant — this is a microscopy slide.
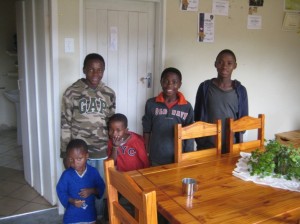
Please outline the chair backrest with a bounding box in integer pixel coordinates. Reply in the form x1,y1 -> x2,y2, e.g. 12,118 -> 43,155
174,120 -> 222,163
227,114 -> 265,154
104,159 -> 157,224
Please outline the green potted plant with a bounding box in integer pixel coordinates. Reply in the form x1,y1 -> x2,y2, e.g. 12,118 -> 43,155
248,140 -> 300,180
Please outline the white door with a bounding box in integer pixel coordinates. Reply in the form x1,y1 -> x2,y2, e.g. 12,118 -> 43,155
85,0 -> 155,135
16,0 -> 57,205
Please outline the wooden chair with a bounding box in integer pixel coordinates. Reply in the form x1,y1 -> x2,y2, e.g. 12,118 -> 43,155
227,114 -> 265,154
174,120 -> 222,163
104,159 -> 157,224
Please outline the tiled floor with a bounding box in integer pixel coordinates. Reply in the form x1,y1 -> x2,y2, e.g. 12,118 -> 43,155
0,129 -> 56,219
0,129 -> 23,171
0,129 -> 107,223
0,208 -> 63,224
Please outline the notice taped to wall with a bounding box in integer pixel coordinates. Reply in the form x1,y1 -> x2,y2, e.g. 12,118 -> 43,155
198,13 -> 215,42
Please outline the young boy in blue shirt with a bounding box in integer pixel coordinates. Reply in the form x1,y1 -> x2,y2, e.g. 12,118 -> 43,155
56,139 -> 105,224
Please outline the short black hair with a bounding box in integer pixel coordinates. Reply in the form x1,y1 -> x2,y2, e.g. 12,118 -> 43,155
83,53 -> 105,69
216,49 -> 236,62
160,67 -> 182,82
66,139 -> 88,155
108,113 -> 128,128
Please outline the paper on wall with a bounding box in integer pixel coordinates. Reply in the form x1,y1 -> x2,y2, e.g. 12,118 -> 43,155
180,0 -> 199,11
109,27 -> 118,51
198,13 -> 215,42
247,15 -> 262,29
282,12 -> 300,30
212,0 -> 229,16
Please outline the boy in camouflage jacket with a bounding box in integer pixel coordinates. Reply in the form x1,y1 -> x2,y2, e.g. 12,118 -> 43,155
61,53 -> 116,168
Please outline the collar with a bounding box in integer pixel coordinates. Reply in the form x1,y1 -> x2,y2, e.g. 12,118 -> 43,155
155,91 -> 188,105
75,165 -> 87,178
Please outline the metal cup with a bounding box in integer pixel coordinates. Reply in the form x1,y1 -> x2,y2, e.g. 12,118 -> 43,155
182,178 -> 198,196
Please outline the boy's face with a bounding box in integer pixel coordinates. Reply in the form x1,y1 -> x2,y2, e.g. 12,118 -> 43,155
215,53 -> 237,78
160,72 -> 182,98
108,121 -> 128,140
67,148 -> 88,174
83,59 -> 105,88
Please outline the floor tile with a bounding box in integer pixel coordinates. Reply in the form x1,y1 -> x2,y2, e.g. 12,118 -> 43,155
4,171 -> 26,185
9,161 -> 23,170
0,180 -> 24,197
9,184 -> 39,202
13,202 -> 55,215
0,146 -> 9,154
0,208 -> 63,224
0,156 -> 12,167
0,129 -> 54,219
31,195 -> 53,206
0,167 -> 22,180
0,197 -> 28,216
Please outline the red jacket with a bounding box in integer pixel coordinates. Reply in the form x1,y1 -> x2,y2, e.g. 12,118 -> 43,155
107,132 -> 149,172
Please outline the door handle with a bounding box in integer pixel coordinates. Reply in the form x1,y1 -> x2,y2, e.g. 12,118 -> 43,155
141,73 -> 152,88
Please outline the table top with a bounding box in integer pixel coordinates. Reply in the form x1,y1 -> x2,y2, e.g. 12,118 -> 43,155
129,154 -> 300,223
275,130 -> 300,148
275,130 -> 300,140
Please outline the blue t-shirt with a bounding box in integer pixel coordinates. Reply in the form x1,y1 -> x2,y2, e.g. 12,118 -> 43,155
56,164 -> 105,223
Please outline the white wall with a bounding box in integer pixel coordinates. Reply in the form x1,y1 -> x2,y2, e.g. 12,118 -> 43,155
164,0 -> 300,141
58,0 -> 82,100
57,0 -> 300,141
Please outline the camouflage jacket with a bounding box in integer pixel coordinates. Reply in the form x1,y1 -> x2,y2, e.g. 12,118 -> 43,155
60,79 -> 116,159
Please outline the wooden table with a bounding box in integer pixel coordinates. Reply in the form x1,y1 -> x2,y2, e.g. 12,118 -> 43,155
128,154 -> 300,223
275,130 -> 300,148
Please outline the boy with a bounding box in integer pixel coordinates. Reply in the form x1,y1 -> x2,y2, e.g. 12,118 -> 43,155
142,67 -> 194,166
194,49 -> 248,153
107,113 -> 149,171
56,139 -> 105,224
60,53 -> 116,168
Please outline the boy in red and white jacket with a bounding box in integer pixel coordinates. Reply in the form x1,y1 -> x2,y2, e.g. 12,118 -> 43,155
107,113 -> 149,172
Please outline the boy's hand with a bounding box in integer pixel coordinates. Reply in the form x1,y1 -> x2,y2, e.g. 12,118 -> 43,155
69,198 -> 85,208
112,136 -> 126,147
74,199 -> 85,208
79,188 -> 95,198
